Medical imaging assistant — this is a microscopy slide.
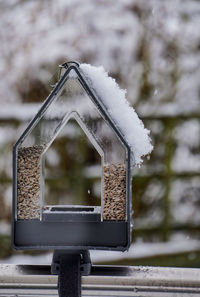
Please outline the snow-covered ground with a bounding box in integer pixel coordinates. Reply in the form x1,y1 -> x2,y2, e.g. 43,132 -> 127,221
1,237 -> 199,265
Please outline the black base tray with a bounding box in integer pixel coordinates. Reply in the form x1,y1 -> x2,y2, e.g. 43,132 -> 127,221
13,220 -> 130,251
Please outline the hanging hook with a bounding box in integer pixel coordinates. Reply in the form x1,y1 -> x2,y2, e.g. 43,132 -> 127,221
57,61 -> 80,81
49,61 -> 80,89
59,61 -> 80,69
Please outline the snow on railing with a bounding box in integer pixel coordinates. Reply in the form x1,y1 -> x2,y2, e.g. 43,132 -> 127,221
0,264 -> 200,296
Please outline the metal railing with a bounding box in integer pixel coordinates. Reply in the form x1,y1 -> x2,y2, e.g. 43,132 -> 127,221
0,264 -> 200,296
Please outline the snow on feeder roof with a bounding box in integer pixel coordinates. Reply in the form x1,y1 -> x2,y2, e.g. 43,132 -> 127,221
12,61 -> 152,252
80,63 -> 153,166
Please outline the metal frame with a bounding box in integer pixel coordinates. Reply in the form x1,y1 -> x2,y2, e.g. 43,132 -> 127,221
12,63 -> 132,251
1,264 -> 200,296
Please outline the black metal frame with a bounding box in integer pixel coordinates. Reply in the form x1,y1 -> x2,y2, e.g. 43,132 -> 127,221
12,62 -> 132,251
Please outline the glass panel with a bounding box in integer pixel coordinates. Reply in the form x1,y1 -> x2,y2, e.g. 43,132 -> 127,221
44,117 -> 102,207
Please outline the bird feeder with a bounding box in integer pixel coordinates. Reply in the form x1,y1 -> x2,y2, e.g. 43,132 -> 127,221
12,62 -> 132,251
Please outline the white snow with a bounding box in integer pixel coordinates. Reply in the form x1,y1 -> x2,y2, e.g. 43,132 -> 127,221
170,178 -> 200,225
1,238 -> 200,265
173,120 -> 200,172
91,239 -> 200,263
0,222 -> 10,235
0,0 -> 199,115
0,104 -> 42,121
80,64 -> 153,166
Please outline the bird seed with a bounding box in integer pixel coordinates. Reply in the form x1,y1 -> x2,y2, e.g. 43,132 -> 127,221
103,163 -> 126,220
17,145 -> 45,220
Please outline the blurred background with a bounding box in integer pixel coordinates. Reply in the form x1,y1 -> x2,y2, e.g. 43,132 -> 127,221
0,0 -> 200,267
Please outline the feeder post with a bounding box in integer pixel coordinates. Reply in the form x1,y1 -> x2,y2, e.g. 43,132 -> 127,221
51,250 -> 91,297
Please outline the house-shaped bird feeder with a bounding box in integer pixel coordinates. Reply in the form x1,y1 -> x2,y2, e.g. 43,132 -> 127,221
12,61 -> 135,251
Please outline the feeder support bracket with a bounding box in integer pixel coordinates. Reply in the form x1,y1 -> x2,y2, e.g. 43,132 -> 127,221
51,250 -> 91,297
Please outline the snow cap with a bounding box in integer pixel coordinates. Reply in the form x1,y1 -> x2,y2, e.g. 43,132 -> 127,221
80,63 -> 153,166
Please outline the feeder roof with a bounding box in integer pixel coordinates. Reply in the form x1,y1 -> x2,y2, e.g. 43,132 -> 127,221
80,63 -> 153,166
